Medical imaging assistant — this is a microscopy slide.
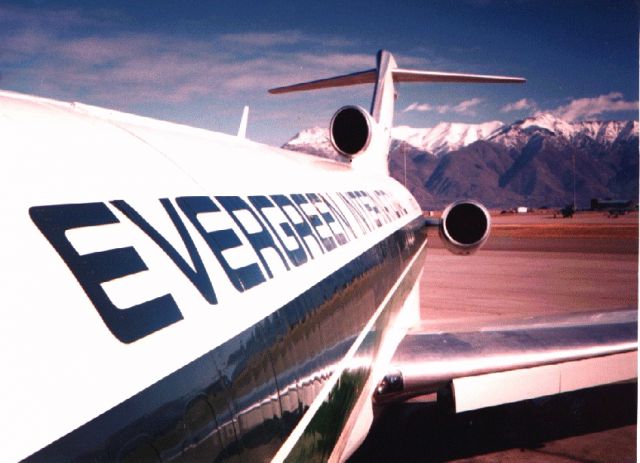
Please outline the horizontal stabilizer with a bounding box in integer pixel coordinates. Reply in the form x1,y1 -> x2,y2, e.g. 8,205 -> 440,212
268,69 -> 377,94
268,68 -> 524,94
393,68 -> 526,84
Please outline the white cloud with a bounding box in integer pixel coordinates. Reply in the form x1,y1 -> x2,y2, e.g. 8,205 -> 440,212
218,32 -> 353,50
403,97 -> 483,116
0,6 -> 375,108
0,4 -> 388,144
451,97 -> 483,115
547,92 -> 638,121
501,98 -> 536,113
218,31 -> 308,47
402,102 -> 433,112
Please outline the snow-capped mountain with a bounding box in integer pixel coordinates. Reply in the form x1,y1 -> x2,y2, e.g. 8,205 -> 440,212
415,114 -> 638,209
282,127 -> 343,161
283,114 -> 638,209
283,127 -> 332,152
284,114 -> 638,159
392,121 -> 504,156
283,120 -> 506,158
489,113 -> 639,149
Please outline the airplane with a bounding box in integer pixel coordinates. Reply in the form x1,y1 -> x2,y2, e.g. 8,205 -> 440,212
1,49 -> 636,462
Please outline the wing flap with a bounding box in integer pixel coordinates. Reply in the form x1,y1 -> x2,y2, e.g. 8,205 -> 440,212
374,309 -> 637,410
453,351 -> 637,412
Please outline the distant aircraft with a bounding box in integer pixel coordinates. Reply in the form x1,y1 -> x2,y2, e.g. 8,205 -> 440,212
591,198 -> 637,216
1,50 -> 635,462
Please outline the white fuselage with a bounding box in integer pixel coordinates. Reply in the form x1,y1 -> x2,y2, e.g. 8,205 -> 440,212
0,90 -> 425,462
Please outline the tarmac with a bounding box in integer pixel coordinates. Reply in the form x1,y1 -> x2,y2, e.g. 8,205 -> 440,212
350,212 -> 638,462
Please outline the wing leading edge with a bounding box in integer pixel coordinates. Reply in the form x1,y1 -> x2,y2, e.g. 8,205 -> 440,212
375,309 -> 637,412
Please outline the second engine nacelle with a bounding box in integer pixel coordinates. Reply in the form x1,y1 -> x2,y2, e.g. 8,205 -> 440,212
439,200 -> 491,255
329,105 -> 373,157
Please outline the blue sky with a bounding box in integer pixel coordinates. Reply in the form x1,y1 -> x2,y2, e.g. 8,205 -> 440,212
1,0 -> 637,145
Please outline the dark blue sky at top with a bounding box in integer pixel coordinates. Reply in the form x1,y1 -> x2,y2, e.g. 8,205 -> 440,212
37,0 -> 635,84
2,0 -> 638,144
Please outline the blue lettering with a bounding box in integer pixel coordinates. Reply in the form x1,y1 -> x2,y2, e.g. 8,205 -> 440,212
271,194 -> 321,259
30,203 -> 183,343
216,195 -> 290,278
318,193 -> 355,243
249,195 -> 308,267
112,199 -> 218,304
340,192 -> 372,233
300,193 -> 337,252
176,196 -> 266,292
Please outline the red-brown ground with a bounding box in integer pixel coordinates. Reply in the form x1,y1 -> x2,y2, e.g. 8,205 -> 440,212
351,211 -> 638,463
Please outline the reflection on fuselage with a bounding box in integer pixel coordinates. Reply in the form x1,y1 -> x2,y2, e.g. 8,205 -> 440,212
29,217 -> 426,462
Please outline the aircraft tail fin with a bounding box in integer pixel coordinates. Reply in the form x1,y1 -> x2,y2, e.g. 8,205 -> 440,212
270,50 -> 525,173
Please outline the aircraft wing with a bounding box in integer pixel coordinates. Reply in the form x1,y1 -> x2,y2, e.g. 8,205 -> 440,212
375,308 -> 637,412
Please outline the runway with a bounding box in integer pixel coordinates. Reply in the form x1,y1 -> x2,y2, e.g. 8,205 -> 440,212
350,212 -> 638,462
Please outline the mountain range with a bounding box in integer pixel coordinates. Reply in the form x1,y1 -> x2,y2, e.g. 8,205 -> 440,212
283,113 -> 639,210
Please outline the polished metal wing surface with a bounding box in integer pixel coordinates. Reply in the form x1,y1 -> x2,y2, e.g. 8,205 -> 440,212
375,309 -> 638,412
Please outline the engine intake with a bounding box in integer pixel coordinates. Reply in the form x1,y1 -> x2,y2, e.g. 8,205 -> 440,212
439,200 -> 491,255
330,105 -> 372,157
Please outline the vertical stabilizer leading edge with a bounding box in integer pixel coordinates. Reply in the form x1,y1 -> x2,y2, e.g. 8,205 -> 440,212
269,49 -> 525,174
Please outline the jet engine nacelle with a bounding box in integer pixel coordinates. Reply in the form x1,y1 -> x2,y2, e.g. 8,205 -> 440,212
330,105 -> 374,157
439,200 -> 491,255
